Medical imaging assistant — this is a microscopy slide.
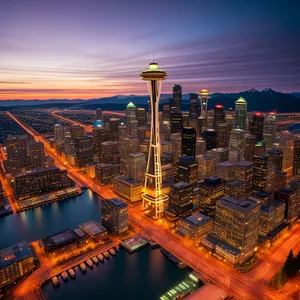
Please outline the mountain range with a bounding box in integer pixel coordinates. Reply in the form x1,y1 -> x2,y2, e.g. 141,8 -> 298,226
0,89 -> 299,112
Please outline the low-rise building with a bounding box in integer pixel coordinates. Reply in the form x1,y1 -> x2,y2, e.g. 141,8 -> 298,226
113,175 -> 143,202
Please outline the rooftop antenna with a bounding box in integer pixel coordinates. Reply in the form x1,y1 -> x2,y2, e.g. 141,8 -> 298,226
152,53 -> 155,63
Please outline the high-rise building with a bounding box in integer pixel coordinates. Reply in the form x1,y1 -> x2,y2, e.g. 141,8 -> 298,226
197,117 -> 205,138
249,113 -> 264,141
253,141 -> 266,157
128,120 -> 138,137
274,170 -> 287,190
203,129 -> 217,151
0,182 -> 5,209
75,136 -> 93,167
140,62 -> 168,219
244,134 -> 256,161
212,148 -> 229,163
214,197 -> 260,257
189,93 -> 199,120
167,182 -> 193,218
95,163 -> 112,186
113,175 -> 143,202
216,123 -> 231,148
177,156 -> 198,184
213,105 -> 225,129
102,198 -> 128,235
27,141 -> 45,169
6,135 -> 29,160
137,108 -> 147,127
196,138 -> 206,156
172,84 -> 182,111
228,129 -> 244,163
170,108 -> 182,134
235,97 -> 247,130
109,118 -> 120,141
64,124 -> 85,139
162,103 -> 171,123
267,148 -> 283,171
235,161 -> 253,193
118,123 -> 127,141
126,152 -> 146,181
100,141 -> 119,164
196,155 -> 216,181
198,89 -> 210,129
13,168 -> 72,200
274,187 -> 297,223
96,108 -> 103,120
182,127 -> 196,157
280,131 -> 295,170
293,139 -> 300,179
199,176 -> 225,217
224,180 -> 245,199
253,156 -> 275,192
92,126 -> 110,162
0,242 -> 37,289
216,161 -> 235,182
126,102 -> 137,124
54,124 -> 65,146
120,136 -> 140,174
264,112 -> 276,147
170,133 -> 182,163
226,107 -> 235,129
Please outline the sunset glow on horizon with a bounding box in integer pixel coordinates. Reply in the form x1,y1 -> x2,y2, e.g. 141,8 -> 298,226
1,0 -> 299,100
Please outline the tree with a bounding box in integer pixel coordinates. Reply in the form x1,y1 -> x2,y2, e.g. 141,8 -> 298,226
283,250 -> 297,278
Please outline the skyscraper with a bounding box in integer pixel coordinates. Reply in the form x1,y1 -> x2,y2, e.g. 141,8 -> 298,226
170,133 -> 182,163
213,104 -> 225,129
75,136 -> 93,167
140,62 -> 168,219
198,89 -> 210,128
101,198 -> 128,235
167,182 -> 193,218
6,135 -> 29,160
182,127 -> 196,157
203,129 -> 217,151
189,93 -> 199,120
109,118 -> 120,141
216,123 -> 231,148
293,139 -> 300,179
54,124 -> 65,146
253,156 -> 275,192
27,141 -> 45,169
228,129 -> 244,163
235,97 -> 247,130
177,156 -> 198,184
126,102 -> 137,125
172,84 -> 182,111
244,133 -> 256,161
267,148 -> 283,171
249,113 -> 264,141
96,108 -> 103,120
235,161 -> 253,193
170,108 -> 182,134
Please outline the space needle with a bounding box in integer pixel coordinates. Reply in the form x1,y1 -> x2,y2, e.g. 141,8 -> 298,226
140,62 -> 168,219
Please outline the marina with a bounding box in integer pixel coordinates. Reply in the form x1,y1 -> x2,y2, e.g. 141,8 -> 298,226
42,247 -> 193,300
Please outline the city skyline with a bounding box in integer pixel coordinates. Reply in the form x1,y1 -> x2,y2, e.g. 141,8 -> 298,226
1,0 -> 300,100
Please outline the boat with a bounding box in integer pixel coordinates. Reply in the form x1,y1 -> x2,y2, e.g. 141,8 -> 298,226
86,258 -> 93,267
109,248 -> 116,256
97,254 -> 104,262
92,256 -> 99,264
79,263 -> 87,272
51,276 -> 59,286
103,251 -> 109,259
61,271 -> 68,281
68,268 -> 76,278
160,248 -> 181,264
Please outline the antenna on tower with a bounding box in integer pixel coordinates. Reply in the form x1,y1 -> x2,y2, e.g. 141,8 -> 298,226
152,53 -> 155,63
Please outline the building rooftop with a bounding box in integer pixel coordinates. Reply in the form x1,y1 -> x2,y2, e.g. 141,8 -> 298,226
79,220 -> 107,237
114,175 -> 142,185
183,213 -> 212,226
15,167 -> 59,177
218,197 -> 259,213
172,181 -> 192,190
126,102 -> 136,108
0,241 -> 34,269
73,228 -> 86,238
49,230 -> 77,246
225,180 -> 244,187
236,97 -> 247,103
278,187 -> 295,195
269,199 -> 285,208
261,205 -> 275,214
107,198 -> 127,208
217,161 -> 235,168
235,161 -> 254,167
128,152 -> 145,158
216,241 -> 241,256
204,176 -> 222,186
267,148 -> 283,155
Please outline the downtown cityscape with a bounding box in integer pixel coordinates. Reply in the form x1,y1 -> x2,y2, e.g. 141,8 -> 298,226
1,0 -> 300,300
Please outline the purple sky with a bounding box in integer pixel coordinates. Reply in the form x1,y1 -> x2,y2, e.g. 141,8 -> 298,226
0,0 -> 299,99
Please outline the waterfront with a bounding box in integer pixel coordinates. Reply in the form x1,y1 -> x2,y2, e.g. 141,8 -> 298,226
0,189 -> 101,249
42,247 -> 192,300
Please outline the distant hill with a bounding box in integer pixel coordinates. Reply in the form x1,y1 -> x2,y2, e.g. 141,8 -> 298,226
0,89 -> 299,112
